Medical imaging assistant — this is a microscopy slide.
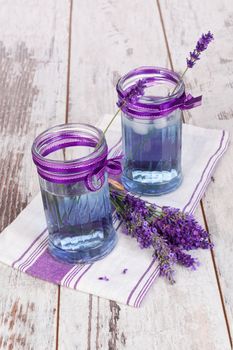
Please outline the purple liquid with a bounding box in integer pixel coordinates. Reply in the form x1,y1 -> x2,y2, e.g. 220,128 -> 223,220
121,111 -> 182,195
40,178 -> 117,263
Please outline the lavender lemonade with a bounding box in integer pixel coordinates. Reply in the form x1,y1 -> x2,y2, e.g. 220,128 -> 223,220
32,124 -> 121,263
117,67 -> 201,196
122,110 -> 182,195
40,176 -> 114,263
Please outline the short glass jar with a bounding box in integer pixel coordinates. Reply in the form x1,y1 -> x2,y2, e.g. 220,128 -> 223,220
32,123 -> 119,264
117,67 -> 185,196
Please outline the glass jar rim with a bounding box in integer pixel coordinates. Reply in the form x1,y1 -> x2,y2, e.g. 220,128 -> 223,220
116,66 -> 187,120
116,66 -> 185,104
32,122 -> 107,166
31,123 -> 110,187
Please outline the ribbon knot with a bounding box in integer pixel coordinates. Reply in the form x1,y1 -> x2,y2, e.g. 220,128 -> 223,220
180,93 -> 202,110
86,156 -> 122,191
116,67 -> 203,118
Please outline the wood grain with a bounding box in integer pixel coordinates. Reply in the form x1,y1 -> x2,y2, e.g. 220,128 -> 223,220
67,0 -> 170,125
0,266 -> 58,350
0,0 -> 70,348
59,214 -> 230,350
59,0 -> 231,349
159,0 -> 233,344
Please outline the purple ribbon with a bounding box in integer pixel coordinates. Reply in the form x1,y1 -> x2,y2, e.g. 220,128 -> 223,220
116,66 -> 202,119
32,130 -> 122,190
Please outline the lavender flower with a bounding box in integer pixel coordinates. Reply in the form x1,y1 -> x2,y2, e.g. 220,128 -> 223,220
152,230 -> 176,284
109,183 -> 213,284
186,31 -> 214,68
101,79 -> 146,144
117,79 -> 146,108
127,79 -> 146,103
98,276 -> 109,281
154,206 -> 213,251
171,247 -> 200,270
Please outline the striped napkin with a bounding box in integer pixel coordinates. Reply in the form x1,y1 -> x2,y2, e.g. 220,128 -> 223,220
0,115 -> 229,307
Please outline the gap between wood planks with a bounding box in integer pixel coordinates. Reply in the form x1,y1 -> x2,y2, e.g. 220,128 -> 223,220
200,201 -> 233,349
65,0 -> 73,125
56,286 -> 61,350
56,1 -> 73,349
156,0 -> 232,347
55,0 -> 232,348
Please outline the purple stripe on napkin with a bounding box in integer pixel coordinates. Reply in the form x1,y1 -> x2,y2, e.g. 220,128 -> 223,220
26,249 -> 74,284
73,264 -> 93,289
183,130 -> 225,213
134,266 -> 160,307
62,265 -> 84,287
18,237 -> 48,272
189,136 -> 229,214
12,228 -> 47,268
126,258 -> 157,305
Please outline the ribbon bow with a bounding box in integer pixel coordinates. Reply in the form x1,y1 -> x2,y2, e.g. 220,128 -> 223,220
180,93 -> 202,110
86,155 -> 122,191
116,67 -> 203,119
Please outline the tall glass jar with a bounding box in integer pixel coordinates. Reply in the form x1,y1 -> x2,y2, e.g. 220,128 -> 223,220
32,123 -> 120,264
117,67 -> 201,196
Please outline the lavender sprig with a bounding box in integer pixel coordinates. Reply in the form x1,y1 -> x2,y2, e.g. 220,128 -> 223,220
109,183 -> 212,284
186,31 -> 214,68
96,80 -> 146,148
171,31 -> 214,95
117,79 -> 146,108
152,231 -> 176,284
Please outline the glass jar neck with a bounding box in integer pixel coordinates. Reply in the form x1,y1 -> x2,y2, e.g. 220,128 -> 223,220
116,66 -> 186,120
32,123 -> 108,189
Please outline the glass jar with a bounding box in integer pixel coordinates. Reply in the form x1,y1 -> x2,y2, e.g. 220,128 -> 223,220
116,66 -> 200,196
32,123 -> 119,264
121,110 -> 182,196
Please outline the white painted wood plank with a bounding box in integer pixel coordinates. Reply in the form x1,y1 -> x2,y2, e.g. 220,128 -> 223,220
0,265 -> 58,350
68,0 -> 170,125
0,1 -> 70,348
159,0 -> 233,341
59,211 -> 230,350
59,1 -> 230,349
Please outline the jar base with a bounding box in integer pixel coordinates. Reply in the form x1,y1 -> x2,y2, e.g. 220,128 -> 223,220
122,173 -> 182,196
48,227 -> 118,264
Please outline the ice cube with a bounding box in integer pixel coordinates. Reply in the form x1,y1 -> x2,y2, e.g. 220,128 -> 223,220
153,117 -> 168,129
124,117 -> 152,135
133,122 -> 152,135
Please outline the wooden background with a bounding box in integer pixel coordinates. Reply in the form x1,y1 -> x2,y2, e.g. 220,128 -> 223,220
0,1 -> 232,349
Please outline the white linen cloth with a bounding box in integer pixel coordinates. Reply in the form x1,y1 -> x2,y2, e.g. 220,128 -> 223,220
0,115 -> 229,307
